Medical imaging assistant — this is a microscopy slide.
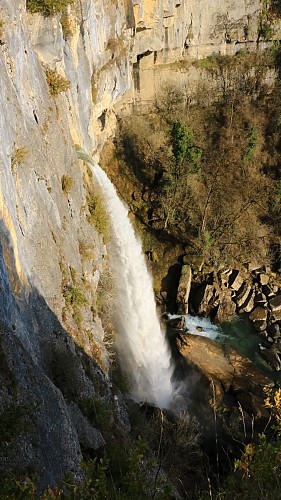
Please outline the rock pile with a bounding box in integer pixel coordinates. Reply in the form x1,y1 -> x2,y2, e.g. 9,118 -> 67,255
177,264 -> 281,371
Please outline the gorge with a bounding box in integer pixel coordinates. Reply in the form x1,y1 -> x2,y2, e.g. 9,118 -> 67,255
0,0 -> 281,497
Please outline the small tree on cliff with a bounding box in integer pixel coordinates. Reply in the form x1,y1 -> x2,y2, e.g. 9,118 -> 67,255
170,121 -> 202,171
163,122 -> 202,229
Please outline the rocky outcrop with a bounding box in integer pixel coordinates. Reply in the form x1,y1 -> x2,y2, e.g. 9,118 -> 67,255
178,334 -> 272,416
119,0 -> 281,108
176,264 -> 192,314
182,263 -> 281,371
0,0 -> 132,488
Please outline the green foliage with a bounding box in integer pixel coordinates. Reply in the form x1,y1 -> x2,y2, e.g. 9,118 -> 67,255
243,126 -> 258,162
202,229 -> 214,250
0,474 -> 37,498
63,285 -> 88,307
202,388 -> 281,499
258,0 -> 276,40
170,121 -> 202,169
87,192 -> 110,242
61,174 -> 74,194
115,46 -> 281,267
26,0 -> 73,16
60,11 -> 74,39
196,53 -> 227,70
44,66 -> 70,96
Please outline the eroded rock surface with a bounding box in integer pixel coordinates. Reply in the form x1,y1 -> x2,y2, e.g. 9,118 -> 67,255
178,334 -> 272,416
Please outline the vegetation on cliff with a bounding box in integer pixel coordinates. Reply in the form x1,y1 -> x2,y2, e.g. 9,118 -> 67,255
26,0 -> 73,16
109,46 -> 281,271
1,386 -> 280,498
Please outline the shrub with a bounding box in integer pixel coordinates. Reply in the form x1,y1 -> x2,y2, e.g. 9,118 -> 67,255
60,11 -> 74,39
91,74 -> 98,104
79,240 -> 95,261
63,285 -> 88,307
259,19 -> 273,39
0,19 -> 4,38
26,0 -> 73,16
11,146 -> 29,172
61,174 -> 74,194
44,66 -> 70,96
87,192 -> 110,242
243,126 -> 258,162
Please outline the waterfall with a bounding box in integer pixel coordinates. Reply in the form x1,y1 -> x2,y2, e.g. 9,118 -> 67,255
78,151 -> 174,409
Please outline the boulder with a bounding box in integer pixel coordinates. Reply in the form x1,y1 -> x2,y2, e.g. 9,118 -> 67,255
239,290 -> 255,313
213,288 -> 236,323
269,295 -> 281,312
254,292 -> 267,305
259,273 -> 269,286
178,335 -> 272,415
228,270 -> 244,292
262,284 -> 275,298
269,309 -> 281,323
176,265 -> 192,314
167,316 -> 185,330
252,320 -> 267,332
249,306 -> 268,322
219,268 -> 232,287
192,283 -> 219,316
259,347 -> 281,371
249,306 -> 268,331
235,284 -> 252,309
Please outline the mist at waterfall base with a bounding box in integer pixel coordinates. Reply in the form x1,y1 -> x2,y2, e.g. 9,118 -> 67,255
81,156 -> 176,409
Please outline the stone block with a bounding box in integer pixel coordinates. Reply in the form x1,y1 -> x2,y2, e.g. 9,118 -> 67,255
235,284 -> 252,308
228,270 -> 244,291
177,264 -> 192,314
259,273 -> 269,286
269,295 -> 281,312
249,306 -> 268,323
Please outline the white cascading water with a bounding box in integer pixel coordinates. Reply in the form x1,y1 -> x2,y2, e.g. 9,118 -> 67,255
78,152 -> 174,409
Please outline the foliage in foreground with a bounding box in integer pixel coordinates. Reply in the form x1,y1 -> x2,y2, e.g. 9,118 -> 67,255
0,389 -> 280,498
202,387 -> 281,499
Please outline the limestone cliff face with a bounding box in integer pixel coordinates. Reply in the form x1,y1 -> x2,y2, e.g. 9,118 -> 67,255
124,0 -> 281,107
0,0 -> 279,488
